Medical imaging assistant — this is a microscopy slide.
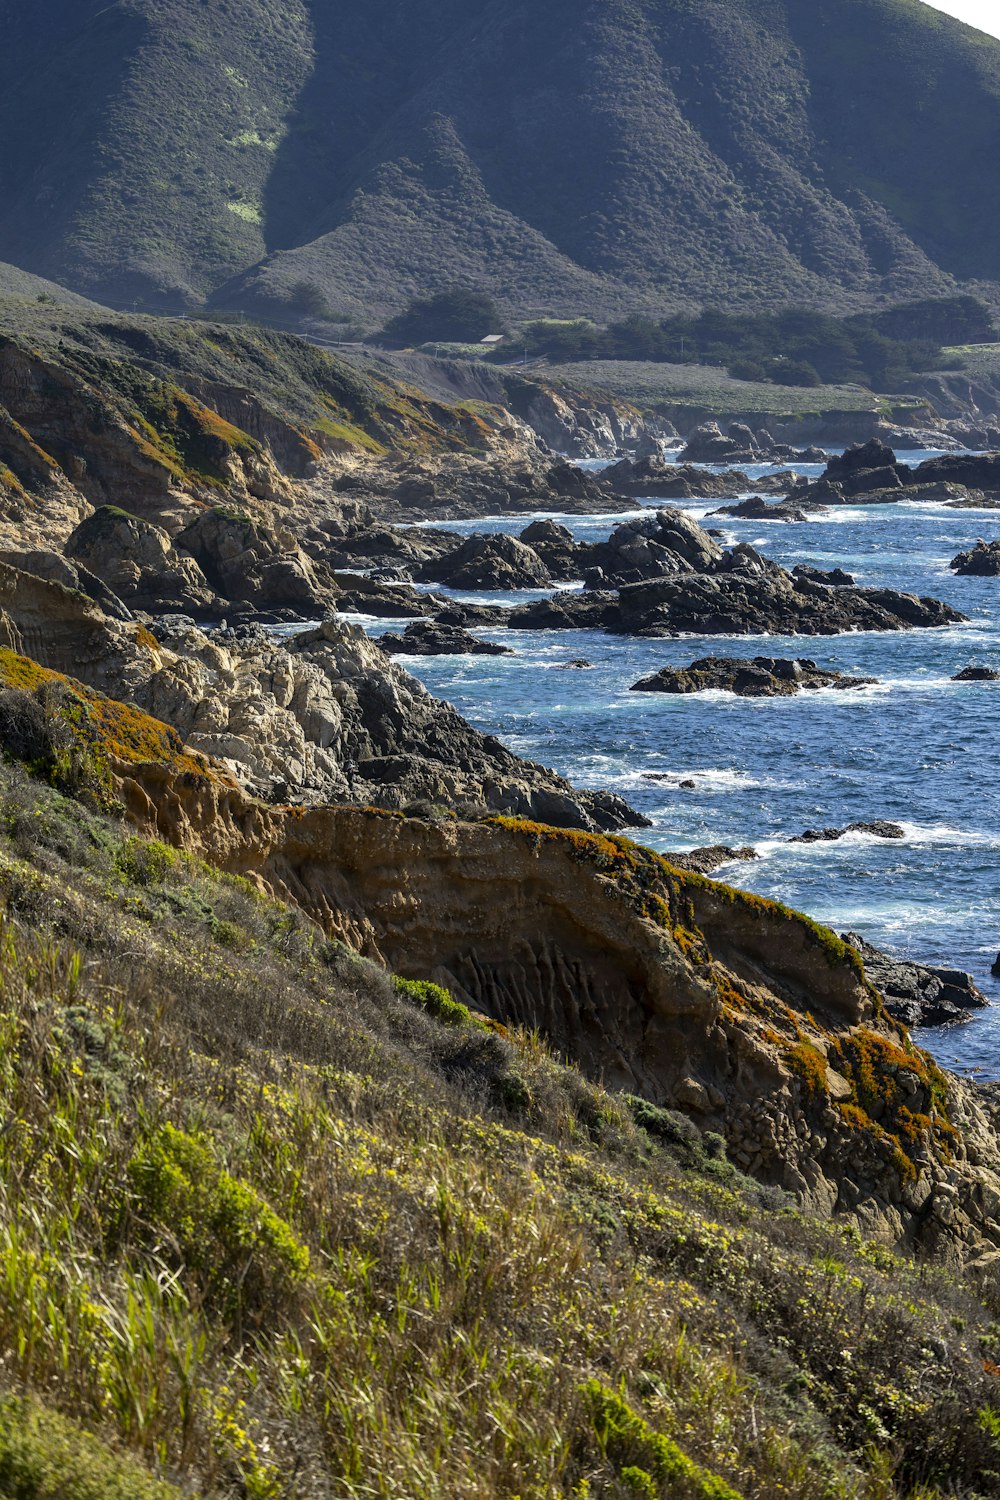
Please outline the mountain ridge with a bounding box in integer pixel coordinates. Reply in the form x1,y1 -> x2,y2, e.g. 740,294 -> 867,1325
2,0 -> 999,322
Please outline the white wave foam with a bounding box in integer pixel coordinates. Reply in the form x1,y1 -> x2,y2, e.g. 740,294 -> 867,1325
750,822 -> 1000,858
608,766 -> 795,794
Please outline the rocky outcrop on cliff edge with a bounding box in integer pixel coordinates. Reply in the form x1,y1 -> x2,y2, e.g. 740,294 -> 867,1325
0,561 -> 641,831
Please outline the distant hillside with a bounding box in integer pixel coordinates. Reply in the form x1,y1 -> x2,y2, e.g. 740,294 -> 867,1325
1,0 -> 999,322
0,261 -> 98,309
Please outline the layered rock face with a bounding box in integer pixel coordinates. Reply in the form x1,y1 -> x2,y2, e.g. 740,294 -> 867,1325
1,627 -> 997,1260
0,562 -> 638,831
98,757 -> 1000,1261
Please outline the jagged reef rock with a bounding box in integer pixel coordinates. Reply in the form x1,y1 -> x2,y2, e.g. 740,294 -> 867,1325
378,621 -> 513,657
508,536 -> 964,637
631,656 -> 877,698
176,507 -> 328,611
0,562 -> 640,831
951,541 -> 1000,576
843,933 -> 990,1029
488,508 -> 966,638
603,457 -> 753,500
790,822 -> 906,844
678,421 -> 826,467
788,442 -> 1000,509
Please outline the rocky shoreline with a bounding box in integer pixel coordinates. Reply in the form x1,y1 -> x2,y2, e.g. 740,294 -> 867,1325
0,318 -> 996,1235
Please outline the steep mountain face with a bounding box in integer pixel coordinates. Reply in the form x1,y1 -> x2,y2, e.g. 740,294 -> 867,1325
0,0 -> 997,320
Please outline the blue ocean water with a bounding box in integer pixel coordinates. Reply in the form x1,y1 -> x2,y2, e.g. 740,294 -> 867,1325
359,453 -> 1000,1076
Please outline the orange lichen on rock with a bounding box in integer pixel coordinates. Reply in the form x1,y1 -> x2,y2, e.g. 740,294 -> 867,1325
0,647 -> 217,780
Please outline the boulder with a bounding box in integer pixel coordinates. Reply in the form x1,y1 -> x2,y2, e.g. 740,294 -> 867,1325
518,519 -> 580,580
176,507 -> 325,611
65,505 -> 220,615
680,421 -> 741,463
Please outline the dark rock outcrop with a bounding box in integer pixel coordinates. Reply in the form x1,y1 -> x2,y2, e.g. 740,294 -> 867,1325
508,565 -> 964,637
843,932 -> 989,1029
378,622 -> 513,657
953,665 -> 1000,681
951,541 -> 1000,576
791,822 -> 906,844
666,845 -> 759,875
678,421 -> 826,467
710,497 -> 811,522
825,439 -> 898,478
602,457 -> 754,500
630,656 -> 878,697
793,565 -> 856,588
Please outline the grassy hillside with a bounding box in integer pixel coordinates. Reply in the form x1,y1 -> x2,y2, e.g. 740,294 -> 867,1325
0,1 -> 999,322
0,303 -> 513,532
0,676 -> 995,1495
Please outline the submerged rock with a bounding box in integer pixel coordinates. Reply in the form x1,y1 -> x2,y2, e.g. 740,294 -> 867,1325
843,932 -> 989,1028
710,497 -> 811,522
630,656 -> 878,697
